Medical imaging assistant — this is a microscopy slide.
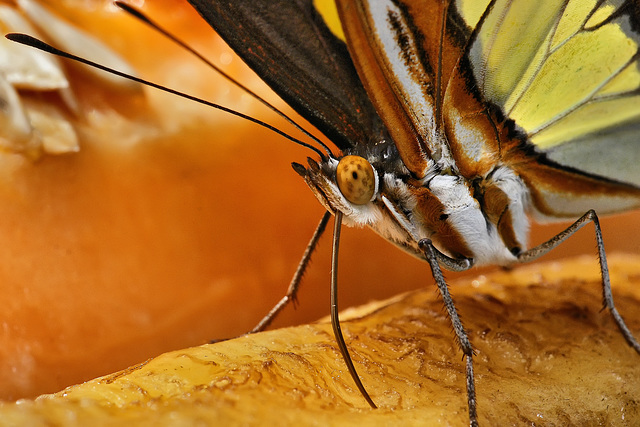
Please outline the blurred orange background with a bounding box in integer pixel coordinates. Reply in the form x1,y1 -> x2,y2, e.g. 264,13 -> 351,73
0,0 -> 638,401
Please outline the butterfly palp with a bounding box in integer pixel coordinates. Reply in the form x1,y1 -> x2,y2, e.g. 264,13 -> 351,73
336,155 -> 377,205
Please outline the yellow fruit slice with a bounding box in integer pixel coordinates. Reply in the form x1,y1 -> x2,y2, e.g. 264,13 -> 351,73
1,255 -> 638,425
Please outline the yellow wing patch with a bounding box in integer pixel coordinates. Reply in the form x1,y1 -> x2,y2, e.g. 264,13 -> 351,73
454,0 -> 491,29
314,0 -> 346,41
465,0 -> 640,151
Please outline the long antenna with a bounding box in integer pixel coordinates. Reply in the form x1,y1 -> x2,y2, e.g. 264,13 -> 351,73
5,33 -> 326,159
114,1 -> 333,157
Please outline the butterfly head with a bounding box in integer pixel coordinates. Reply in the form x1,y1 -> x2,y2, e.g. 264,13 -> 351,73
293,154 -> 384,228
292,145 -> 446,261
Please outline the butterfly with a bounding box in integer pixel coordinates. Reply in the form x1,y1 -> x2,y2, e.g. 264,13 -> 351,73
7,0 -> 640,424
182,0 -> 640,424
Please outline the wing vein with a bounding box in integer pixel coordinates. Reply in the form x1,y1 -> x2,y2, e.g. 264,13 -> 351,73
505,0 -> 571,117
529,49 -> 640,137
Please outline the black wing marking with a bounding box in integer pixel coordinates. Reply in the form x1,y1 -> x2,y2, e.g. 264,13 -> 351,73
188,0 -> 387,152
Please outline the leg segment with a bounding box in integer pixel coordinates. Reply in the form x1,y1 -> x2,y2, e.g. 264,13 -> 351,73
518,210 -> 640,354
250,211 -> 331,334
419,239 -> 478,427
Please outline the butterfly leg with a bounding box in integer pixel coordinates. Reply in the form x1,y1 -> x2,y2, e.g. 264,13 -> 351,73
419,239 -> 478,427
517,209 -> 640,354
250,211 -> 331,334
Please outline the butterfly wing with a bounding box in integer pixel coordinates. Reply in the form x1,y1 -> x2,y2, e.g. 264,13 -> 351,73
188,0 -> 387,152
336,0 -> 640,218
462,0 -> 640,217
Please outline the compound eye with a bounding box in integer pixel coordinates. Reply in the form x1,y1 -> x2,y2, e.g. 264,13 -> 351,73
336,155 -> 376,205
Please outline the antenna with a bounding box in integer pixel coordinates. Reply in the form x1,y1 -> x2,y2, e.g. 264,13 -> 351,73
114,1 -> 333,157
4,34 -> 326,159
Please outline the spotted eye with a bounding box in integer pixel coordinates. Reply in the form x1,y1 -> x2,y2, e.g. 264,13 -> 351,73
336,155 -> 376,205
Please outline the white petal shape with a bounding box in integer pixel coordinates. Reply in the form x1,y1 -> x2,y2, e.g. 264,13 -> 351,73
0,74 -> 41,156
18,0 -> 140,90
0,5 -> 68,90
23,98 -> 79,155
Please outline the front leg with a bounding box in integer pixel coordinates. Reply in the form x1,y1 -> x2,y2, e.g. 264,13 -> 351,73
419,239 -> 478,427
250,211 -> 331,334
